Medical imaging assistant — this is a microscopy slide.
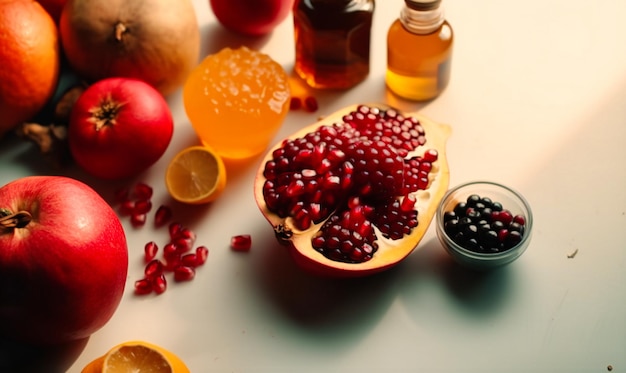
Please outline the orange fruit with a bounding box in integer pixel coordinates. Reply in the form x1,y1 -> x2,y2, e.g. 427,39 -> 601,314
183,46 -> 291,160
165,145 -> 227,204
81,340 -> 190,373
0,0 -> 60,137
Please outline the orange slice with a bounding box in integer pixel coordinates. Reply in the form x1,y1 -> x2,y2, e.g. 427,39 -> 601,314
165,145 -> 227,204
81,340 -> 189,373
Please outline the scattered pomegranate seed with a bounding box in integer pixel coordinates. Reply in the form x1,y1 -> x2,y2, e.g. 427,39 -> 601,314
231,234 -> 252,251
117,185 -> 210,296
304,96 -> 318,112
173,266 -> 195,282
181,253 -> 198,267
134,200 -> 152,214
134,278 -> 153,295
154,205 -> 173,227
163,254 -> 181,272
163,242 -> 178,258
169,222 -> 183,239
290,97 -> 302,110
173,238 -> 192,254
195,246 -> 209,265
144,259 -> 164,278
177,227 -> 196,243
144,241 -> 159,262
130,213 -> 147,227
152,274 -> 167,295
134,182 -> 153,200
119,199 -> 135,216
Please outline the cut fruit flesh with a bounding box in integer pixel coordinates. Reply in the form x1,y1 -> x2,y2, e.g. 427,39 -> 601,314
81,340 -> 189,373
254,103 -> 451,277
165,145 -> 226,204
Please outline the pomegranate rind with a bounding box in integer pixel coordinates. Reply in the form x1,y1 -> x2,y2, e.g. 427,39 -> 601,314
254,103 -> 451,277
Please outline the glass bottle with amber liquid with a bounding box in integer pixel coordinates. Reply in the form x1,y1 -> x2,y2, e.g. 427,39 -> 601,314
386,0 -> 453,101
293,0 -> 375,90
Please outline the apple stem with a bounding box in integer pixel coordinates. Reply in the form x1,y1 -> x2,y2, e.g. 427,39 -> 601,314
0,210 -> 32,230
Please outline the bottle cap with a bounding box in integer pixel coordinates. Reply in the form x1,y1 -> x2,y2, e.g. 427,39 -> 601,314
405,0 -> 441,11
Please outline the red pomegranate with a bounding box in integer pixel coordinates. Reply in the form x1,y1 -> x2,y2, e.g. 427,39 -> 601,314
68,77 -> 174,180
254,104 -> 451,277
0,176 -> 128,345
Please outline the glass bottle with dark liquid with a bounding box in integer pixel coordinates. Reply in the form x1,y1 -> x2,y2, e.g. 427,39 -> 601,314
386,0 -> 453,101
293,0 -> 375,90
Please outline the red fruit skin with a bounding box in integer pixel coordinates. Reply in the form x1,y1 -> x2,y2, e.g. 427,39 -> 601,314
0,176 -> 128,345
209,0 -> 294,36
68,77 -> 174,180
36,0 -> 66,22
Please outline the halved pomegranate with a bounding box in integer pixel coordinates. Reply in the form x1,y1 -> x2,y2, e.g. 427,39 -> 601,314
254,104 -> 451,277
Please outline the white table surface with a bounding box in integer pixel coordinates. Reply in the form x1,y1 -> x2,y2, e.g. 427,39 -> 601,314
1,0 -> 625,372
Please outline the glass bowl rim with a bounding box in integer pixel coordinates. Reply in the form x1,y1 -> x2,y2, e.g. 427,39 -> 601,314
435,180 -> 533,261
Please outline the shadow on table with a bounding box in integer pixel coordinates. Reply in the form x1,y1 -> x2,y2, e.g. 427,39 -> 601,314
0,335 -> 89,373
250,231 -> 400,349
397,236 -> 516,320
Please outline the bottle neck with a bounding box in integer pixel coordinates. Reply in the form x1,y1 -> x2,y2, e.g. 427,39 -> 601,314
400,4 -> 444,34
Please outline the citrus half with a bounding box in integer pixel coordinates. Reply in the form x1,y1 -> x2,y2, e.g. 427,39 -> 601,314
165,145 -> 227,204
81,340 -> 189,373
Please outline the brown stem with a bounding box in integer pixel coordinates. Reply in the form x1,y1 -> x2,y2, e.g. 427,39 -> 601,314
114,22 -> 127,42
0,211 -> 32,231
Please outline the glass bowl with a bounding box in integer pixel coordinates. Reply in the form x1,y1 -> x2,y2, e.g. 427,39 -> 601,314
435,181 -> 533,270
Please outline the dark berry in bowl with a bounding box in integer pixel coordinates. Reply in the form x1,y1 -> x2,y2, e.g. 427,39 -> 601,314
436,181 -> 533,270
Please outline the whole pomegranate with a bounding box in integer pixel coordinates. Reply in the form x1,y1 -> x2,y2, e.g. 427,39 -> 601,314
210,0 -> 294,36
0,176 -> 128,345
68,77 -> 174,180
59,0 -> 200,96
254,104 -> 451,277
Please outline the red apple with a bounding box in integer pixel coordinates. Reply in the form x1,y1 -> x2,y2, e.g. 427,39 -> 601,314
68,77 -> 174,180
210,0 -> 294,36
0,176 -> 128,345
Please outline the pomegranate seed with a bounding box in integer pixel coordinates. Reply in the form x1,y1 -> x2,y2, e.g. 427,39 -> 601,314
169,222 -> 183,239
173,265 -> 195,282
131,213 -> 147,227
513,214 -> 526,226
177,227 -> 196,243
304,96 -> 318,112
144,259 -> 164,278
154,205 -> 173,227
423,149 -> 438,163
134,278 -> 153,295
262,105 -> 441,263
290,96 -> 302,110
163,242 -> 179,258
181,253 -> 198,267
173,237 -> 193,254
231,235 -> 252,251
134,200 -> 152,214
163,254 -> 181,271
119,199 -> 135,216
134,182 -> 153,200
493,209 -> 513,226
195,246 -> 209,265
144,241 -> 159,261
152,274 -> 167,295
